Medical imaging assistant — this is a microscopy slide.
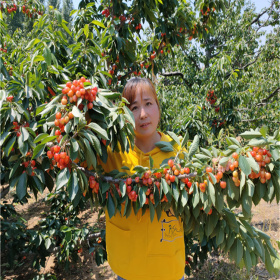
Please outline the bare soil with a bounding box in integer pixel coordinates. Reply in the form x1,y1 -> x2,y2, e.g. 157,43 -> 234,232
1,189 -> 279,280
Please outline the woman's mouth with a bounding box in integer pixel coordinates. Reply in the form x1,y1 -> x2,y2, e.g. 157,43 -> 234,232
140,122 -> 150,128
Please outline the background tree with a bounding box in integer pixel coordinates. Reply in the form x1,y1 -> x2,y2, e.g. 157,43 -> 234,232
156,0 -> 279,141
62,0 -> 74,23
0,0 -> 280,278
48,0 -> 60,11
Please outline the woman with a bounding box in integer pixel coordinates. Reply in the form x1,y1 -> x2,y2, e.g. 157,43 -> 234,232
100,77 -> 185,280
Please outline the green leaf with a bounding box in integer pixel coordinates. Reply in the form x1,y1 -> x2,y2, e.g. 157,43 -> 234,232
247,179 -> 255,197
45,238 -> 52,250
25,38 -> 41,50
239,155 -> 251,176
208,181 -> 216,206
72,105 -> 83,119
133,166 -> 147,173
155,141 -> 174,152
253,238 -> 264,258
167,131 -> 180,145
92,20 -> 105,28
107,192 -> 116,218
244,247 -> 252,271
70,138 -> 79,160
246,154 -> 260,173
149,200 -> 155,222
181,188 -> 188,207
61,22 -> 72,36
149,155 -> 154,169
172,183 -> 179,202
139,188 -> 146,207
219,156 -> 230,167
192,184 -> 200,208
228,137 -> 241,147
239,131 -> 263,139
9,161 -> 21,180
209,173 -> 217,185
260,125 -> 268,137
21,127 -> 29,141
226,176 -> 239,200
83,24 -> 89,38
82,138 -> 97,169
34,133 -> 49,143
0,131 -> 10,146
200,147 -> 212,157
40,136 -> 58,145
264,246 -> 274,274
4,136 -> 16,156
56,168 -> 70,190
205,212 -> 219,237
117,181 -> 125,198
195,154 -> 211,160
229,238 -> 243,265
188,135 -> 199,158
242,190 -> 252,216
248,138 -> 268,147
240,171 -> 246,194
123,106 -> 135,128
161,178 -> 172,202
224,209 -> 239,233
181,130 -> 189,148
32,143 -> 45,159
65,231 -> 72,243
87,123 -> 109,140
43,47 -> 52,66
68,171 -> 79,201
270,146 -> 279,161
16,172 -> 27,200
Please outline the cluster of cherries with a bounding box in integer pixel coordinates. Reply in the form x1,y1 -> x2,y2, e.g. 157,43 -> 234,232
6,96 -> 13,102
12,121 -> 29,137
88,176 -> 99,194
0,2 -> 43,17
54,111 -> 74,143
22,159 -> 36,176
200,6 -> 215,16
206,90 -> 217,105
101,8 -> 110,17
247,147 -> 272,183
0,2 -> 16,13
47,145 -> 71,170
61,77 -> 98,110
211,118 -> 225,128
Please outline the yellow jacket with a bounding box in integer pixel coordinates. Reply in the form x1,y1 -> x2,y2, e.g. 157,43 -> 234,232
100,132 -> 185,280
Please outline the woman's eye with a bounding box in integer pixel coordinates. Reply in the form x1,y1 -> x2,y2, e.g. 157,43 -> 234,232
146,102 -> 152,106
131,106 -> 137,111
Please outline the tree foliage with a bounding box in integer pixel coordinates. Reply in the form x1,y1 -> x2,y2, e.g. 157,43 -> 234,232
0,0 -> 280,278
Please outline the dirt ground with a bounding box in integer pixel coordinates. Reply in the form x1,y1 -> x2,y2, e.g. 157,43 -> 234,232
1,189 -> 280,280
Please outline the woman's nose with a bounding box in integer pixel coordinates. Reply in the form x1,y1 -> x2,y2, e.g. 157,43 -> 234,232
140,107 -> 147,119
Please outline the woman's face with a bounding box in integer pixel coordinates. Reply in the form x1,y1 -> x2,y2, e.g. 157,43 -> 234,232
129,84 -> 160,140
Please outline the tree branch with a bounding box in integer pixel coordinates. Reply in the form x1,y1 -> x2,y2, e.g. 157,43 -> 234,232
77,165 -> 197,183
241,119 -> 280,123
247,0 -> 275,27
259,87 -> 280,104
225,52 -> 261,78
159,72 -> 193,88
